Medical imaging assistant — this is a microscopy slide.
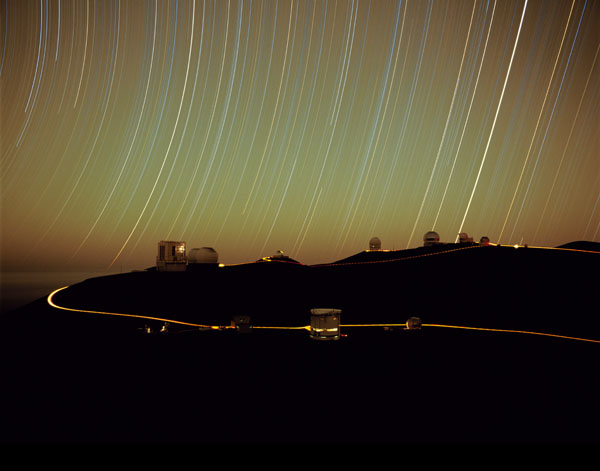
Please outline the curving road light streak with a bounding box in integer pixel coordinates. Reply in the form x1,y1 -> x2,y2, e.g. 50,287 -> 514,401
47,286 -> 599,344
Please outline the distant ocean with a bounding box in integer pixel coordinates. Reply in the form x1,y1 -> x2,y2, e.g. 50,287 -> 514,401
0,271 -> 115,314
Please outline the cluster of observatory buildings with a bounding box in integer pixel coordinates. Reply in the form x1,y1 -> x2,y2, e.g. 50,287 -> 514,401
154,231 -> 491,340
156,231 -> 491,272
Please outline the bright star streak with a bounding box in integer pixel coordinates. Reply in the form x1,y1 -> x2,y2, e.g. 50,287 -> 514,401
165,0 -> 233,238
433,0 -> 497,230
507,0 -> 587,243
73,0 -> 89,108
73,0 -> 144,260
242,0 -> 295,216
406,0 -> 478,248
497,0 -> 576,243
533,43 -> 599,242
109,0 -> 196,269
457,0 -> 529,241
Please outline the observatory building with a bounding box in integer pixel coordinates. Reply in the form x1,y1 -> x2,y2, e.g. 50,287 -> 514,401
187,247 -> 219,271
157,240 -> 187,272
258,250 -> 302,264
188,247 -> 218,264
270,250 -> 287,259
310,308 -> 342,341
458,232 -> 474,243
423,231 -> 441,247
369,237 -> 382,251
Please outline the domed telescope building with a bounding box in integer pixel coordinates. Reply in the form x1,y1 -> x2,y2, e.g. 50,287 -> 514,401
423,231 -> 440,247
188,247 -> 219,264
187,247 -> 219,271
369,237 -> 382,251
458,232 -> 474,243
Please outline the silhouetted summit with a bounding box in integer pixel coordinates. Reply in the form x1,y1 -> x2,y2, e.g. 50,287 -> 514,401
556,240 -> 600,252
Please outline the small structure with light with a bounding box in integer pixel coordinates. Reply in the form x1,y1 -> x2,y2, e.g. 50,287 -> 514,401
156,240 -> 187,272
369,237 -> 382,251
140,324 -> 154,335
479,236 -> 490,246
310,308 -> 341,341
258,249 -> 302,264
406,317 -> 422,330
423,231 -> 441,247
231,315 -> 251,333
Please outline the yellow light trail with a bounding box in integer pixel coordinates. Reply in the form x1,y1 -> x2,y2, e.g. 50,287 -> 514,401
422,324 -> 600,345
47,286 -> 222,330
310,243 -> 482,267
252,325 -> 311,331
47,285 -> 599,344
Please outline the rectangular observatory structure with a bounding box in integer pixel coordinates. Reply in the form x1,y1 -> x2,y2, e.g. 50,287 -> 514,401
156,240 -> 187,272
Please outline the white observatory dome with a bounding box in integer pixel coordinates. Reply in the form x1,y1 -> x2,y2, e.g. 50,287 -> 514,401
187,247 -> 218,264
423,231 -> 440,246
369,237 -> 382,250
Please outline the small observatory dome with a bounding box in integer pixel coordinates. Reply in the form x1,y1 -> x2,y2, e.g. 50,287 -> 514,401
458,232 -> 473,243
271,250 -> 286,259
187,247 -> 219,264
369,237 -> 382,250
423,231 -> 440,247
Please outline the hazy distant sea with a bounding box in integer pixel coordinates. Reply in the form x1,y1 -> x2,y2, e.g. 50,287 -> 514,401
0,271 -> 112,314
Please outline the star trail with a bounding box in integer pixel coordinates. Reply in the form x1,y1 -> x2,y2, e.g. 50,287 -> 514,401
1,0 -> 598,272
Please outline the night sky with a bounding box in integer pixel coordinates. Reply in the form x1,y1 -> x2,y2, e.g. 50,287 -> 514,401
1,0 -> 598,272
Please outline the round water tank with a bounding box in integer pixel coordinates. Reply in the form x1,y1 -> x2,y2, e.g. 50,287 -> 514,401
423,231 -> 440,246
188,247 -> 218,264
369,237 -> 381,250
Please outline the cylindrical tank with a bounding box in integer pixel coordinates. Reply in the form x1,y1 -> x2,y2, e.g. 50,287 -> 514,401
187,247 -> 218,264
310,309 -> 341,340
369,237 -> 382,250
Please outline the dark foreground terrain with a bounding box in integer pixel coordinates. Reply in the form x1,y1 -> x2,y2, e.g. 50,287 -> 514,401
1,243 -> 599,443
